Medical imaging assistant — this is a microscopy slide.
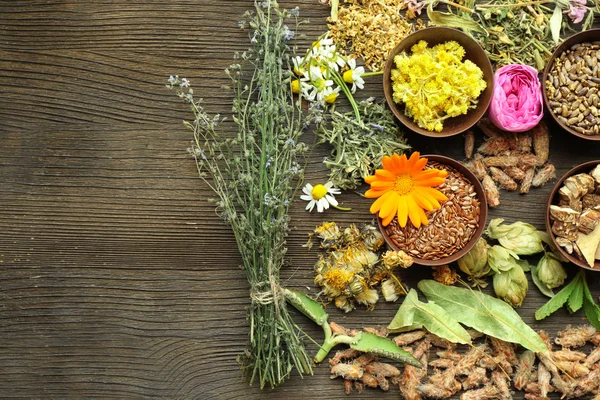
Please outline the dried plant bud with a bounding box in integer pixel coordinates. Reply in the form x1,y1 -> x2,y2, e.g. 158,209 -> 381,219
478,135 -> 511,155
465,130 -> 475,159
417,384 -> 455,398
359,372 -> 379,388
486,219 -> 544,255
461,367 -> 488,390
518,154 -> 546,168
503,166 -> 526,181
552,349 -> 587,362
394,330 -> 426,347
531,121 -> 550,162
478,117 -> 505,137
314,221 -> 341,247
382,250 -> 413,269
491,370 -> 511,400
460,384 -> 501,400
520,168 -> 535,194
555,325 -> 597,348
381,278 -> 405,302
465,154 -> 488,181
484,155 -> 520,168
331,363 -> 363,380
532,164 -> 556,187
537,253 -> 567,289
432,265 -> 460,285
582,194 -> 600,209
509,132 -> 533,153
493,263 -> 528,307
514,350 -> 536,390
489,166 -> 518,191
553,360 -> 589,377
538,363 -> 551,398
483,175 -> 500,207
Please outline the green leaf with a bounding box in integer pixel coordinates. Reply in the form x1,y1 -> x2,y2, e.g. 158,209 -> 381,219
283,289 -> 329,326
418,280 -> 549,355
567,283 -> 584,314
389,290 -> 472,345
530,263 -> 555,299
350,332 -> 422,368
427,4 -> 488,36
550,6 -> 562,44
535,272 -> 582,320
582,277 -> 600,330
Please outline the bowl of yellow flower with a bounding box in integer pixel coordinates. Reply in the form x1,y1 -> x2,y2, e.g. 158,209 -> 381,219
383,27 -> 493,137
370,153 -> 488,266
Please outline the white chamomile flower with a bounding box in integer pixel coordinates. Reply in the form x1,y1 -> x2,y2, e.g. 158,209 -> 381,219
293,55 -> 306,77
300,182 -> 343,213
318,86 -> 341,104
343,59 -> 365,93
303,65 -> 333,92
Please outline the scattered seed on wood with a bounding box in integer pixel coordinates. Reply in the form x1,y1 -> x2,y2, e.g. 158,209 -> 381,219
464,130 -> 475,159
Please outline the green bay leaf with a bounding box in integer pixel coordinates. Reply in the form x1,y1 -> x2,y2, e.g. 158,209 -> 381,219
418,280 -> 549,355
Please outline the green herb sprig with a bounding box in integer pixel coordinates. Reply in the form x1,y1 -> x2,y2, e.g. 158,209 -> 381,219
316,98 -> 410,190
167,0 -> 313,388
535,270 -> 600,329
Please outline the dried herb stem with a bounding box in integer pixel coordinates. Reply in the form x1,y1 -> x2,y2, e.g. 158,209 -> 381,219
476,0 -> 552,8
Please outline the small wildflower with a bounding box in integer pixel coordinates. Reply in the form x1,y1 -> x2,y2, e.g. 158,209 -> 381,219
370,123 -> 384,132
381,250 -> 413,269
180,78 -> 190,88
300,182 -> 341,212
564,0 -> 588,24
290,6 -> 300,17
320,86 -> 341,104
342,59 -> 365,93
282,25 -> 295,41
168,75 -> 178,85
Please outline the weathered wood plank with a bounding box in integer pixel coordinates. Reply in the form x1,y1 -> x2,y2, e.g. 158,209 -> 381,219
0,0 -> 600,399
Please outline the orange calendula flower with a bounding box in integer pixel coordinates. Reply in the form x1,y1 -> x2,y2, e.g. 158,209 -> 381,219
365,152 -> 448,228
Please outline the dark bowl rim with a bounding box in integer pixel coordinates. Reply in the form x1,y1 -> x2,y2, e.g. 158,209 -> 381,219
545,160 -> 600,271
383,26 -> 494,138
542,29 -> 600,141
377,154 -> 488,266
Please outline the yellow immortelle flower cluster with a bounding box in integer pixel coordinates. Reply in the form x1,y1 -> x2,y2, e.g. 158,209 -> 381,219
391,40 -> 487,132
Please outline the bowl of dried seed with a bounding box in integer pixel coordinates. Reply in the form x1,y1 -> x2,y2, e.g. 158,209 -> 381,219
383,27 -> 494,137
543,29 -> 600,140
378,155 -> 488,266
546,160 -> 600,271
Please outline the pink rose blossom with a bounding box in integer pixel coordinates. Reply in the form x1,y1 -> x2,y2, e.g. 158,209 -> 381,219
488,64 -> 543,132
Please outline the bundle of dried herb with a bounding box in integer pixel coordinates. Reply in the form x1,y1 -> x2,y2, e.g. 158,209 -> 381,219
166,1 -> 312,388
316,98 -> 410,190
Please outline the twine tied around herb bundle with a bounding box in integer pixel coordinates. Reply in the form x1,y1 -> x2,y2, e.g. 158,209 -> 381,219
250,275 -> 284,306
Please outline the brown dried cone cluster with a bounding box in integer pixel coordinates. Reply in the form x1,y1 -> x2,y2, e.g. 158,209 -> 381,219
330,324 -> 600,399
463,119 -> 556,207
549,163 -> 600,267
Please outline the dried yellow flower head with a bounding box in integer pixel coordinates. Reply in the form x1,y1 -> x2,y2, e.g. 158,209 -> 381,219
432,265 -> 460,286
382,250 -> 414,269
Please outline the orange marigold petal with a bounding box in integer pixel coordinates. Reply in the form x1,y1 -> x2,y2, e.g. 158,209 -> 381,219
413,157 -> 428,172
413,169 -> 443,181
379,191 -> 399,220
413,177 -> 446,187
396,153 -> 408,171
370,191 -> 394,214
365,189 -> 389,198
413,191 -> 434,211
420,187 -> 448,201
381,156 -> 397,174
370,180 -> 394,190
417,205 -> 429,226
407,152 -> 422,170
382,210 -> 396,226
406,195 -> 422,228
364,175 -> 377,184
397,195 -> 408,228
375,169 -> 396,181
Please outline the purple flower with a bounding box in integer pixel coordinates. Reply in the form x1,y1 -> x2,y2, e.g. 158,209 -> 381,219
488,64 -> 543,132
564,0 -> 588,24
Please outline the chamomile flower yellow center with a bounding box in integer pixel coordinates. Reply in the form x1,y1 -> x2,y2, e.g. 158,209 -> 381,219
393,175 -> 414,195
291,80 -> 301,94
343,70 -> 354,84
311,184 -> 328,200
324,92 -> 338,104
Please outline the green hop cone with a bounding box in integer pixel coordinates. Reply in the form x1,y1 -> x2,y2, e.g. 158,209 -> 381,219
488,245 -> 520,273
485,218 -> 544,256
537,253 -> 567,289
458,237 -> 490,278
493,264 -> 529,307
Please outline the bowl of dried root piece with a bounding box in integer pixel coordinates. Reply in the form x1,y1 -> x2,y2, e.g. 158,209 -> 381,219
378,155 -> 488,266
543,29 -> 600,140
546,160 -> 600,270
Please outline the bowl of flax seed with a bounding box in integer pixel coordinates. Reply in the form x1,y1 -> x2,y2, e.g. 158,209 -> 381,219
378,155 -> 488,266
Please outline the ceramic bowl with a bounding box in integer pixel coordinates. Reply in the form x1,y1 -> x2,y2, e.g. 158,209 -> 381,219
542,29 -> 600,141
377,155 -> 488,266
546,160 -> 600,271
383,27 -> 494,138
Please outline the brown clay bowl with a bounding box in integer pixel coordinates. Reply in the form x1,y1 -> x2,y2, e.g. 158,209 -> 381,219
542,29 -> 600,141
546,160 -> 600,271
383,27 -> 494,138
377,155 -> 488,266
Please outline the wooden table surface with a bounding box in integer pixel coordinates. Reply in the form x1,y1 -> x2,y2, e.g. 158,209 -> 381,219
1,1 -> 600,398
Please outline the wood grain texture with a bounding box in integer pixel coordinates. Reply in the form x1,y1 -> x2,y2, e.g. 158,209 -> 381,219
0,0 -> 599,399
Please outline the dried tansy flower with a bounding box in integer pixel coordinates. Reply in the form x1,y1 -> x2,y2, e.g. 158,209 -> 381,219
432,265 -> 460,286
